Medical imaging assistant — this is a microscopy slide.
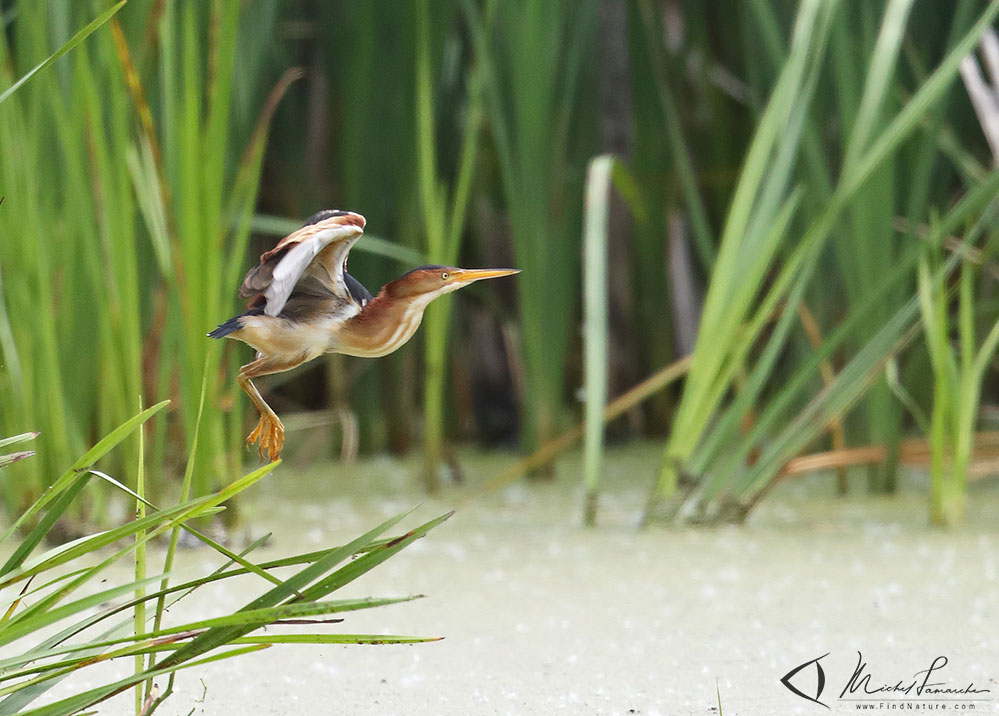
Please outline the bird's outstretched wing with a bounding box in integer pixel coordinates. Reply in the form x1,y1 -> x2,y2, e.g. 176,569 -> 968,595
240,210 -> 366,316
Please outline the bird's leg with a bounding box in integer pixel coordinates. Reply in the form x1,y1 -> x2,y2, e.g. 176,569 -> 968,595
237,355 -> 303,462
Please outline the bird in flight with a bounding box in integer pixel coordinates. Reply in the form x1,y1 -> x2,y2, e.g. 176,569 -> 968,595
209,209 -> 518,461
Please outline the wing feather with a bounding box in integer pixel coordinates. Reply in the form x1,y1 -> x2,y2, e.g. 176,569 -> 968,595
238,210 -> 366,317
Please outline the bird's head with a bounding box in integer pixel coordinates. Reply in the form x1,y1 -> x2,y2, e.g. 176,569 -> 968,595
387,265 -> 520,304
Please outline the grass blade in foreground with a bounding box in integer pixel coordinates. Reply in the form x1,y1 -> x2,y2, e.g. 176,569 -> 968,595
0,406 -> 450,715
0,496 -> 448,713
0,401 -> 169,558
0,433 -> 37,469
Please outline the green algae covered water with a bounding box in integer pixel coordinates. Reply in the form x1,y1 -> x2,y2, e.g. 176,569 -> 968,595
20,443 -> 999,714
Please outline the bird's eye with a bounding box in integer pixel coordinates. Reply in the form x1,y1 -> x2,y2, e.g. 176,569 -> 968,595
441,272 -> 449,280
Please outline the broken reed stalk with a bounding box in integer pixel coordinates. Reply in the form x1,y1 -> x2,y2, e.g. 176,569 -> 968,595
779,431 -> 999,478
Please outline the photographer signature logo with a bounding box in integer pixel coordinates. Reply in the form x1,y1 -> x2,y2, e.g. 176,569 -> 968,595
781,653 -> 830,708
780,652 -> 991,709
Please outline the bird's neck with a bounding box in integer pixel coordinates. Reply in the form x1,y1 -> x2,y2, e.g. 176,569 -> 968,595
336,290 -> 432,358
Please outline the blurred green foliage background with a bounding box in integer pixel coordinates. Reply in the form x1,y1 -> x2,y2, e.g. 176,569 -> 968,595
1,0 -> 998,527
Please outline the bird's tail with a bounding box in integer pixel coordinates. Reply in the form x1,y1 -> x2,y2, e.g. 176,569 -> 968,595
207,308 -> 264,339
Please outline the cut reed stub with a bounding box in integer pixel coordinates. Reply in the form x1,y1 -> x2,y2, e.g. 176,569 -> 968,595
0,451 -> 35,469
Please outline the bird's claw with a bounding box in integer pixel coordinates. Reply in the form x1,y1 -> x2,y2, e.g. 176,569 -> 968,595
246,415 -> 285,462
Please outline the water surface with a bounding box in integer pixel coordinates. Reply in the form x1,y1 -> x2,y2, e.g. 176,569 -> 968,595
27,444 -> 999,714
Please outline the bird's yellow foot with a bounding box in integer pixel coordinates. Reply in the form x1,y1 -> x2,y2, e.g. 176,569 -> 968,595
246,414 -> 285,462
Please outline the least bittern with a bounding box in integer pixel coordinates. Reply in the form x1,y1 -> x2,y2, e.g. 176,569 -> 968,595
209,210 -> 518,461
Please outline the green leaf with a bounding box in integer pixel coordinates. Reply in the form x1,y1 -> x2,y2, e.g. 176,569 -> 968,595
9,645 -> 270,716
155,510 -> 449,671
0,452 -> 34,469
0,401 -> 169,549
0,1 -> 126,106
0,433 -> 39,450
0,475 -> 89,580
235,634 -> 441,646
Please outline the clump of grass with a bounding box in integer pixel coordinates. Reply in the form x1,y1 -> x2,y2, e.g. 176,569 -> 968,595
918,246 -> 999,527
724,188 -> 999,522
647,0 -> 838,519
0,406 -> 449,715
645,0 -> 999,524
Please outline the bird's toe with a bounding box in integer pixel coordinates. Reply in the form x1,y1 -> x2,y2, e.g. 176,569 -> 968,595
246,417 -> 264,447
269,422 -> 285,462
245,415 -> 283,462
259,423 -> 271,459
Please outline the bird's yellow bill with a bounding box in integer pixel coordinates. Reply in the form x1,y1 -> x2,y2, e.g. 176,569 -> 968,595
452,268 -> 521,282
